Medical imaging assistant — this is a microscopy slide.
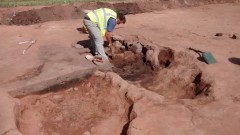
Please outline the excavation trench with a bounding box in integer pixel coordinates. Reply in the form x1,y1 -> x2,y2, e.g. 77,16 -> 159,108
109,36 -> 212,99
15,37 -> 213,135
4,0 -> 236,134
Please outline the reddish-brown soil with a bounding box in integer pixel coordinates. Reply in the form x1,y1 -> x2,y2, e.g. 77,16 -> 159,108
0,2 -> 147,25
108,39 -> 212,99
1,2 -> 240,135
1,0 -> 237,25
16,76 -> 128,135
14,38 -> 214,135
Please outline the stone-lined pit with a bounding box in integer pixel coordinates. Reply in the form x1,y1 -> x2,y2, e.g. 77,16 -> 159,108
14,36 -> 213,135
108,35 -> 212,99
108,39 -> 174,81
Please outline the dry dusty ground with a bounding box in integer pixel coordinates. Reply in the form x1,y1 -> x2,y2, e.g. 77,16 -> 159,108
0,2 -> 240,135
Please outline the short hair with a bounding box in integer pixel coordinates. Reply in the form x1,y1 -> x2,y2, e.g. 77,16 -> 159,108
117,11 -> 126,24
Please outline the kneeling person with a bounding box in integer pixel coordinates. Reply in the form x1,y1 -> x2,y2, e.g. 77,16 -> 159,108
83,8 -> 126,62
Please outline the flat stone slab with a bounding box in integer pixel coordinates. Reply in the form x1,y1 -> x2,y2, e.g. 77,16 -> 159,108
7,66 -> 96,97
0,44 -> 97,97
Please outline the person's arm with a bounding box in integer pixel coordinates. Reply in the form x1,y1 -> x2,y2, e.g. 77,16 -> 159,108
105,31 -> 113,48
105,18 -> 116,48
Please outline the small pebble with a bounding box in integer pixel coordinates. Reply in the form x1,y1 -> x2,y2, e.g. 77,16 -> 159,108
74,87 -> 79,91
52,95 -> 63,103
66,87 -> 73,92
86,83 -> 91,88
83,131 -> 91,135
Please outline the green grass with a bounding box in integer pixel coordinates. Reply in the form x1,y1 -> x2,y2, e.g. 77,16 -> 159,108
0,0 -> 119,8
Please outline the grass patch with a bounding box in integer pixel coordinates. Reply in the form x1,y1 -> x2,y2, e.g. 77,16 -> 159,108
0,0 -> 120,8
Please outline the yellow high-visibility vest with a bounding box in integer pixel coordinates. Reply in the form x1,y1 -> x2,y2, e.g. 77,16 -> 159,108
87,8 -> 117,36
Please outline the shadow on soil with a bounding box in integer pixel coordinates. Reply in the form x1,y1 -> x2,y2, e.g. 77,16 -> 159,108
121,104 -> 134,135
229,57 -> 240,65
77,39 -> 108,55
197,57 -> 207,64
76,27 -> 88,34
77,39 -> 91,48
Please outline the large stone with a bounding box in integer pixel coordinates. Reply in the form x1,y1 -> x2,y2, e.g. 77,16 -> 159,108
112,35 -> 125,43
145,49 -> 154,61
126,40 -> 139,48
145,48 -> 160,68
131,43 -> 143,54
112,41 -> 123,54
124,51 -> 136,62
114,41 -> 123,48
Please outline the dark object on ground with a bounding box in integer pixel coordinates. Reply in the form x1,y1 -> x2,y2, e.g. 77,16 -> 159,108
231,34 -> 238,39
228,57 -> 240,65
215,33 -> 223,36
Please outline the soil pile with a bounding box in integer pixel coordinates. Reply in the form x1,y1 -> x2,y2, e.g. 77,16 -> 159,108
0,0 -> 238,25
